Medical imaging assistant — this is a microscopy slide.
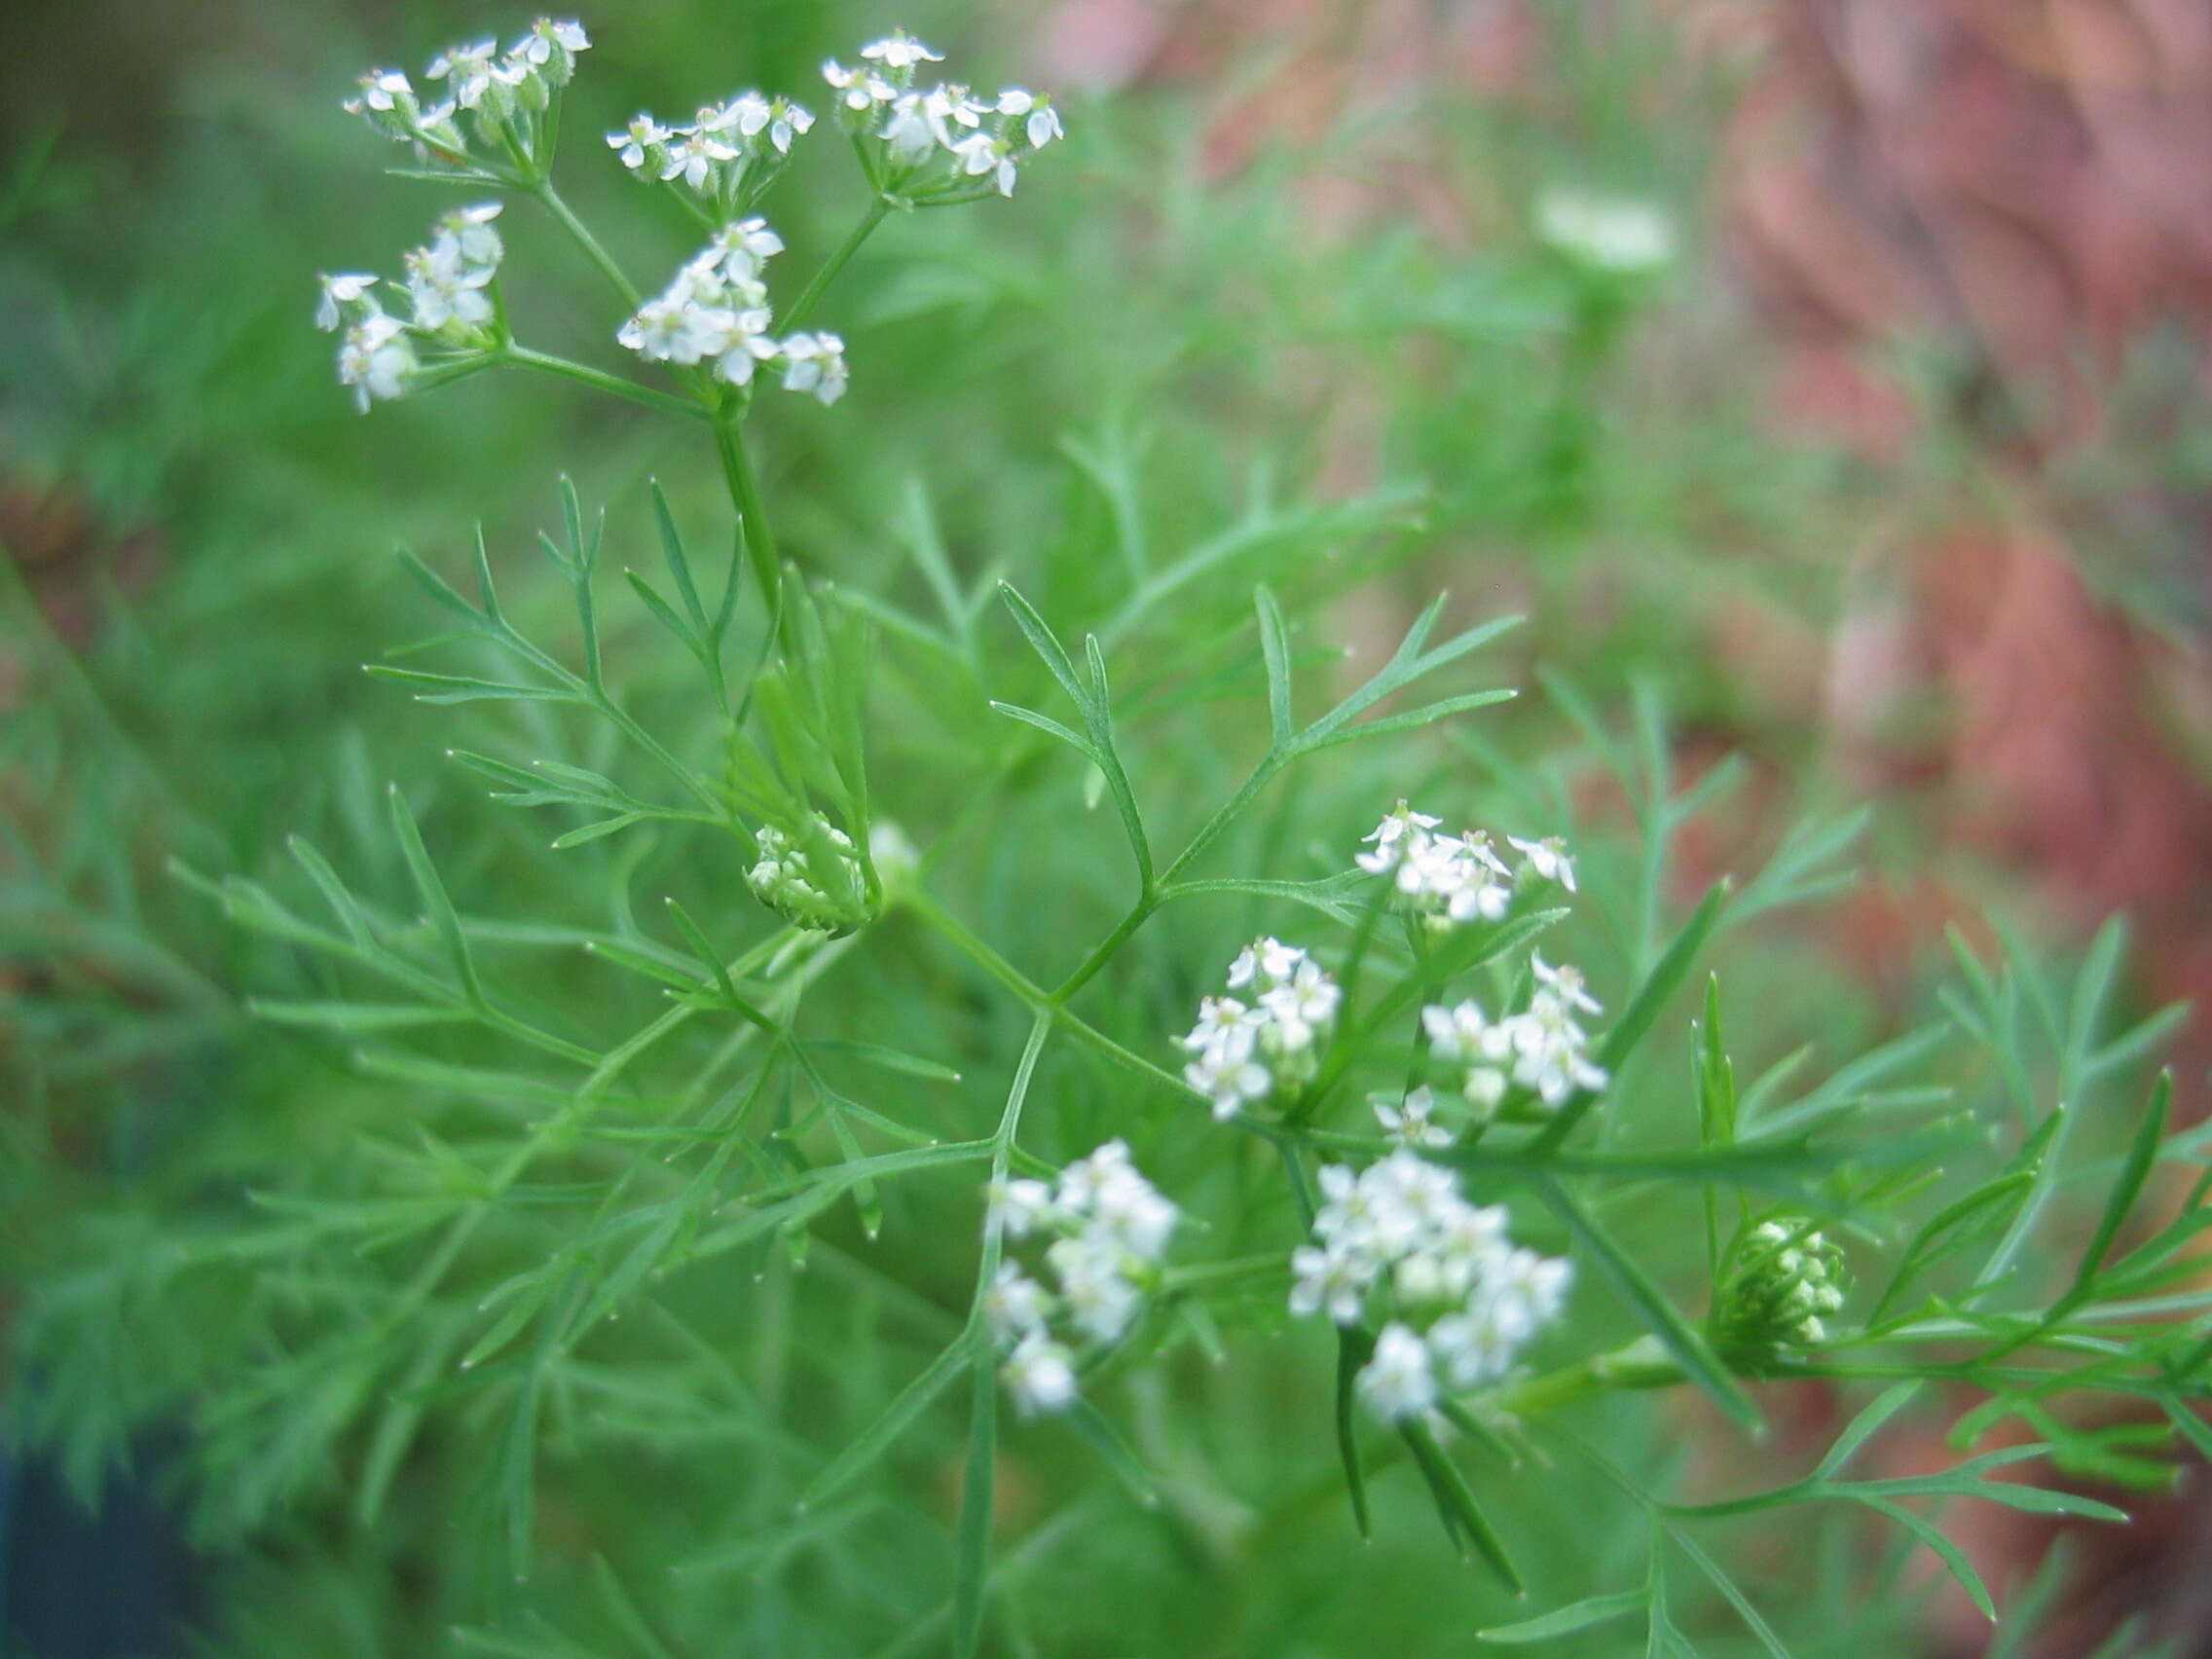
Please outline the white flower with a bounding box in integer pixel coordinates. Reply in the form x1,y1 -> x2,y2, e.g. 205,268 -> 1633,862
1509,834 -> 1577,893
984,1265 -> 1051,1343
509,18 -> 590,87
1375,1086 -> 1451,1149
314,273 -> 379,332
436,202 -> 504,268
1357,1323 -> 1437,1421
350,68 -> 410,114
608,114 -> 671,170
860,31 -> 943,71
1530,954 -> 1602,1016
1048,1235 -> 1143,1344
1003,1330 -> 1078,1416
708,217 -> 785,281
426,39 -> 504,110
1227,936 -> 1305,992
1258,959 -> 1341,1052
778,331 -> 849,406
1289,1243 -> 1368,1325
997,89 -> 1064,149
951,131 -> 1018,196
336,313 -> 416,414
989,1176 -> 1058,1238
1357,801 -> 1441,873
1534,190 -> 1675,276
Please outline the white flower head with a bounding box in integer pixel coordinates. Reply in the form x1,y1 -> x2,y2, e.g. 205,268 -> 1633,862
510,18 -> 590,87
1531,954 -> 1603,1017
984,1264 -> 1051,1343
1289,1242 -> 1369,1325
951,130 -> 1018,197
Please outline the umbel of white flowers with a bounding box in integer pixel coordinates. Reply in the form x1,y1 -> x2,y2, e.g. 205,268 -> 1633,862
822,28 -> 1065,202
614,221 -> 850,405
316,203 -> 507,413
1289,1150 -> 1572,1421
346,18 -> 590,168
1422,952 -> 1608,1116
1178,937 -> 1343,1120
986,1142 -> 1179,1416
1356,800 -> 1577,934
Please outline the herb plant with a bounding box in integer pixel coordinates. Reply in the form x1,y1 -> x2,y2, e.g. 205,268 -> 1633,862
6,17 -> 2205,1658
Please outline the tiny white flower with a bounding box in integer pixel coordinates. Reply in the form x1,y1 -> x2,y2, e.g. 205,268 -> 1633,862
336,313 -> 417,414
984,1264 -> 1051,1343
859,31 -> 943,71
1002,1330 -> 1078,1416
1534,190 -> 1675,275
1375,1086 -> 1452,1149
951,131 -> 1018,197
1509,834 -> 1577,892
778,331 -> 849,406
608,114 -> 671,170
989,1176 -> 1058,1238
314,273 -> 379,332
1530,954 -> 1603,1017
1289,1243 -> 1369,1325
1357,1322 -> 1437,1420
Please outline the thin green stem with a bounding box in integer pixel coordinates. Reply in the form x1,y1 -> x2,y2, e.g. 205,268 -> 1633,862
504,345 -> 711,420
783,199 -> 892,335
713,417 -> 785,605
533,179 -> 643,311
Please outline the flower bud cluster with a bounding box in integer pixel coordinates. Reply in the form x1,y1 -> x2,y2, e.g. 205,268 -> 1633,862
745,818 -> 868,934
987,1141 -> 1178,1417
1713,1217 -> 1845,1362
821,31 -> 1065,202
316,203 -> 507,413
1356,801 -> 1577,933
344,19 -> 589,169
1422,954 -> 1608,1115
617,223 -> 849,404
1177,937 -> 1342,1121
608,91 -> 815,216
1288,1151 -> 1571,1420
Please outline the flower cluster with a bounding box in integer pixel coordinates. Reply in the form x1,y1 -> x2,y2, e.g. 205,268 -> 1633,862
1422,954 -> 1608,1116
316,204 -> 506,413
1356,801 -> 1576,934
1289,1151 -> 1571,1420
1712,1218 -> 1845,1363
745,818 -> 868,934
345,18 -> 589,168
608,90 -> 815,215
616,222 -> 849,403
822,31 -> 1064,202
987,1142 -> 1178,1416
1178,938 -> 1342,1120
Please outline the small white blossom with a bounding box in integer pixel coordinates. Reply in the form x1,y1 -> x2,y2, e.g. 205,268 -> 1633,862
778,331 -> 849,406
1357,1323 -> 1438,1421
1375,1086 -> 1452,1149
860,30 -> 943,71
1002,1330 -> 1078,1416
989,1177 -> 1058,1238
337,313 -> 417,414
1509,834 -> 1577,893
608,114 -> 672,171
984,1265 -> 1051,1343
314,273 -> 379,332
1178,941 -> 1340,1119
1531,953 -> 1602,1016
1290,1243 -> 1368,1325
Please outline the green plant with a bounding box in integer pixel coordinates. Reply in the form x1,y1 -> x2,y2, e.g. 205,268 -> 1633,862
6,15 -> 2206,1659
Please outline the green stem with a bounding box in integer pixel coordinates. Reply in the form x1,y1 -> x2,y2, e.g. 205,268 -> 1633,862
713,417 -> 785,607
533,179 -> 642,310
504,345 -> 711,420
783,199 -> 892,335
